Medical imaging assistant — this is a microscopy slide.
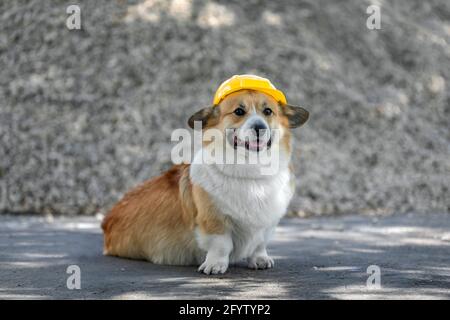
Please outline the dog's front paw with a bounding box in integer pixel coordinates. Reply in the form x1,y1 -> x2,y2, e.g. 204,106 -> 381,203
247,255 -> 274,270
198,258 -> 229,275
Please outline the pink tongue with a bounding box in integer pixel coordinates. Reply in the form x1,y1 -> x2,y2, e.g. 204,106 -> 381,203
248,140 -> 265,149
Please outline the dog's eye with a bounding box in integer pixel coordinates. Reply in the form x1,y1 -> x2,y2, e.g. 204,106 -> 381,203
263,108 -> 273,116
234,107 -> 246,116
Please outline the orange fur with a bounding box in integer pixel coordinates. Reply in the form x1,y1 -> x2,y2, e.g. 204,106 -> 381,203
102,164 -> 201,265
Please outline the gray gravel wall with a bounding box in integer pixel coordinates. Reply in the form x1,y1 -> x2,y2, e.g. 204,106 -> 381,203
1,0 -> 449,216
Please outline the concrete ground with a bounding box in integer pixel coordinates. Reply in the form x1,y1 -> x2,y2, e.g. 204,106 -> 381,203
0,213 -> 449,300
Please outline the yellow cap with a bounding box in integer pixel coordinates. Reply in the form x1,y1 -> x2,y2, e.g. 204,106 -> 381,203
213,75 -> 287,105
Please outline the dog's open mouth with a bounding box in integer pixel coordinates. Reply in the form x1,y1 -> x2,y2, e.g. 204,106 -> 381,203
231,132 -> 272,152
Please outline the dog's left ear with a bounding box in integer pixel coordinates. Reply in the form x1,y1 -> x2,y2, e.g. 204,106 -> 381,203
280,104 -> 310,128
188,106 -> 218,129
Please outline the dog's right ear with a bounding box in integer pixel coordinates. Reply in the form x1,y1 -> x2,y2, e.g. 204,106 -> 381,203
188,106 -> 219,129
280,104 -> 309,128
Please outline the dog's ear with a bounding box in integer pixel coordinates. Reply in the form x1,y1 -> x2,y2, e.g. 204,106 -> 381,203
188,106 -> 219,129
280,104 -> 309,128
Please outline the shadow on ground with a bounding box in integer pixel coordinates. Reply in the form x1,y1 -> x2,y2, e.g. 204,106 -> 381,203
1,213 -> 449,299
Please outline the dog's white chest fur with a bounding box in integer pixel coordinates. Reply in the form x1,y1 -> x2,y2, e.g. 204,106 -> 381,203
190,155 -> 293,262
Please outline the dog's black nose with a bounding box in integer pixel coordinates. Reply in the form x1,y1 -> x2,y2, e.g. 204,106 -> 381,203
252,122 -> 268,137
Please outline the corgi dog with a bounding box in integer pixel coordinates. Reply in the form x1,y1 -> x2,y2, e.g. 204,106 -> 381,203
102,76 -> 309,274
